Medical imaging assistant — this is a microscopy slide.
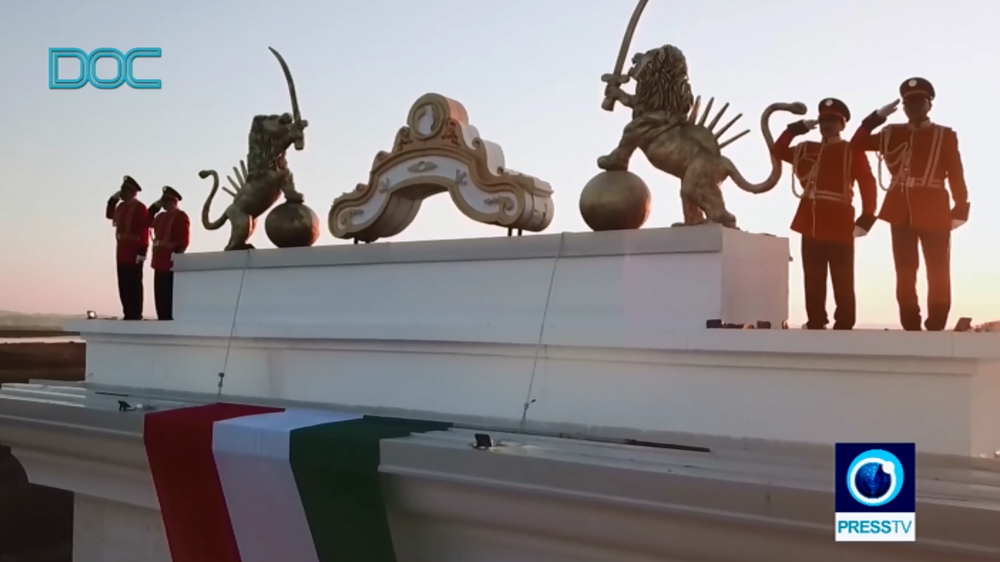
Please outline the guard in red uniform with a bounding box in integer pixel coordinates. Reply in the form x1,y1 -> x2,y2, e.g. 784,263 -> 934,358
772,98 -> 878,330
851,78 -> 969,331
148,186 -> 190,321
105,176 -> 150,320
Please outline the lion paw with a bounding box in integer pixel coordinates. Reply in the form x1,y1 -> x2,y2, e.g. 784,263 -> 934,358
597,155 -> 628,172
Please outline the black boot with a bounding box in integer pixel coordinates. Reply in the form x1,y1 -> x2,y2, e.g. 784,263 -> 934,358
899,306 -> 922,331
925,305 -> 950,331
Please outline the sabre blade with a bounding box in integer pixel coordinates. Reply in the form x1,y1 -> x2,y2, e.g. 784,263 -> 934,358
601,0 -> 651,111
268,46 -> 301,123
610,0 -> 650,79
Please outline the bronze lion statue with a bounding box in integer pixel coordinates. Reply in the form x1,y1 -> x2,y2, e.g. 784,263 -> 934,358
200,113 -> 308,250
599,44 -> 807,228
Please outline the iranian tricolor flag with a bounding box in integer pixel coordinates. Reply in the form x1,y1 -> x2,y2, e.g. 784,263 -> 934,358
143,403 -> 450,562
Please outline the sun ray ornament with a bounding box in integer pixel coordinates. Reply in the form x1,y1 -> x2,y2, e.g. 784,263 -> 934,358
580,0 -> 808,231
223,161 -> 249,198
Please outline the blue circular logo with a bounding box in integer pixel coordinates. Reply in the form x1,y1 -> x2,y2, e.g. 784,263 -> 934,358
846,449 -> 904,507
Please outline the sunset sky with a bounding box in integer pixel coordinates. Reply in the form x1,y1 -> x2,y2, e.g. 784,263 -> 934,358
0,0 -> 997,327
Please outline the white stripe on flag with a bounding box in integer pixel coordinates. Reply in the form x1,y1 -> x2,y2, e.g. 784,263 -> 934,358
212,409 -> 361,562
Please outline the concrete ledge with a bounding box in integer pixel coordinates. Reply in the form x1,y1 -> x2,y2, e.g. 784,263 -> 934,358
4,394 -> 1000,561
65,319 -> 1000,360
382,429 -> 1000,561
6,395 -> 1000,561
173,225 -> 780,272
59,323 -> 1000,456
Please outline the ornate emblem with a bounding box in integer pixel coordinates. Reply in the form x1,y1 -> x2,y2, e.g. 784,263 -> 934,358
328,93 -> 555,243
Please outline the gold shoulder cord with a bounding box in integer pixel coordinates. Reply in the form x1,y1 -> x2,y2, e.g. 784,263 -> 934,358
877,127 -> 909,192
790,143 -> 822,199
843,148 -> 852,198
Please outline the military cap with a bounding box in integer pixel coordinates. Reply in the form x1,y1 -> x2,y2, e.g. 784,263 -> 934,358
900,77 -> 935,101
161,185 -> 182,201
818,98 -> 851,122
121,175 -> 141,192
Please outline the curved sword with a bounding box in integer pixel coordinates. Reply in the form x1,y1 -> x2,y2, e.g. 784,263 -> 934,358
601,0 -> 650,112
268,46 -> 301,124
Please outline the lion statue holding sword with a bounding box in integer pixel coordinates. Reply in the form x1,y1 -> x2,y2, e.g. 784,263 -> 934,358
599,44 -> 807,228
200,47 -> 309,251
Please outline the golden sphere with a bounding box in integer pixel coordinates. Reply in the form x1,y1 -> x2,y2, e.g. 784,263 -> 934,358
579,171 -> 651,231
265,201 -> 321,248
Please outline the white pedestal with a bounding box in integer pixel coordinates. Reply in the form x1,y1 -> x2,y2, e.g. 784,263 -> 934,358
169,224 -> 790,333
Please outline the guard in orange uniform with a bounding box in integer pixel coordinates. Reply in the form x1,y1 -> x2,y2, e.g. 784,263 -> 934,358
148,186 -> 190,321
105,176 -> 150,320
851,78 -> 969,331
772,98 -> 878,330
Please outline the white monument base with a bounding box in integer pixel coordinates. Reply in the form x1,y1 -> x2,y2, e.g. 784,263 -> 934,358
62,225 -> 1000,457
168,224 -> 790,330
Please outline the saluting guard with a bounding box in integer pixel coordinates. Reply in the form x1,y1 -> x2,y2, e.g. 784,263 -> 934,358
106,175 -> 150,320
148,186 -> 191,321
851,78 -> 969,331
772,98 -> 878,330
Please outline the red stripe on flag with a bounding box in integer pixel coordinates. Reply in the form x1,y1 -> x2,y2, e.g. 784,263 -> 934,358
144,403 -> 282,562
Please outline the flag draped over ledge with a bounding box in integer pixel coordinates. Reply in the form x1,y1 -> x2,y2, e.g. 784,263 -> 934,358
143,403 -> 451,562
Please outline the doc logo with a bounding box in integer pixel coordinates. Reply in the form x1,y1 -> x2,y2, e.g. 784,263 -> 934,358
835,443 -> 915,542
49,48 -> 162,90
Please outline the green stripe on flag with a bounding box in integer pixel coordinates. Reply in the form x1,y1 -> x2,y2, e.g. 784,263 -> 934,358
290,416 -> 452,562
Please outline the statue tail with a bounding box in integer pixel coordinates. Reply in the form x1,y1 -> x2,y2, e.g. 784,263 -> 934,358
725,101 -> 808,194
199,170 -> 228,230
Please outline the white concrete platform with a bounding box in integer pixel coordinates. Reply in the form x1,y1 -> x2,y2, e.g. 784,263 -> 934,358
59,225 -> 1000,458
166,224 -> 791,331
63,319 -> 1000,458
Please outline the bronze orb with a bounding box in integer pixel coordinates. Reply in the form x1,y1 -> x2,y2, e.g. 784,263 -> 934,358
265,201 -> 321,248
579,170 -> 652,231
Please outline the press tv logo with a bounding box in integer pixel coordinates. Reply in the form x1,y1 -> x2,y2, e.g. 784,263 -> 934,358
835,443 -> 916,541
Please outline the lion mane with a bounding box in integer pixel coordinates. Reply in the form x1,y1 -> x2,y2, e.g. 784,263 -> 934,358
631,45 -> 695,118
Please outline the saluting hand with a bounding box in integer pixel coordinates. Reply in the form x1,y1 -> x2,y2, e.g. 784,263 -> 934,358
786,119 -> 818,136
877,99 -> 900,118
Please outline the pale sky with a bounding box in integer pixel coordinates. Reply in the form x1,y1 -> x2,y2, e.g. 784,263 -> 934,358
0,0 -> 997,327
